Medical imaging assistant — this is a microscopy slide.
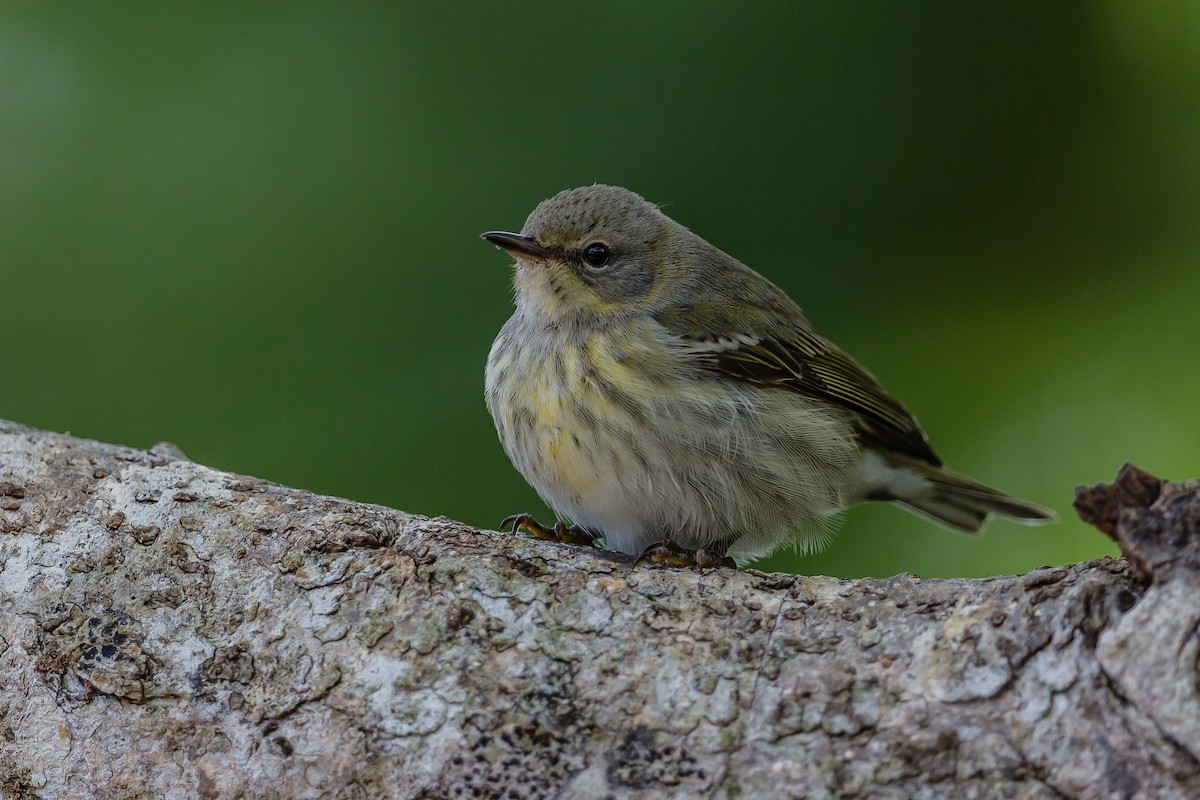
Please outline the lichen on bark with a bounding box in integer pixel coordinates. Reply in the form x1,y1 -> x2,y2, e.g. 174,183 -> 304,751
1,422 -> 1198,799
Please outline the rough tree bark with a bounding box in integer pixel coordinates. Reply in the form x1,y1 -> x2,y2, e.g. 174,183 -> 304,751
0,419 -> 1197,800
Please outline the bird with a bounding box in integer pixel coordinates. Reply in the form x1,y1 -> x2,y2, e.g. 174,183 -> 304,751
483,185 -> 1056,567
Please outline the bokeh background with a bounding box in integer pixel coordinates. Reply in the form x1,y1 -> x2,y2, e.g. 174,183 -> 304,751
4,3 -> 1197,578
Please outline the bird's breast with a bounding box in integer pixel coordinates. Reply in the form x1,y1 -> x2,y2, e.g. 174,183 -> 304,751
486,320 -> 665,510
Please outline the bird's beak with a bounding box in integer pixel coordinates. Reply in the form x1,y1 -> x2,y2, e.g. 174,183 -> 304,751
481,231 -> 553,262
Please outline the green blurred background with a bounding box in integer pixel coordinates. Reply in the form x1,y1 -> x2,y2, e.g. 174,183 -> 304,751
3,3 -> 1197,578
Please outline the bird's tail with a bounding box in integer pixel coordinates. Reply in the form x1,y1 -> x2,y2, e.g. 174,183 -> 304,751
892,462 -> 1058,533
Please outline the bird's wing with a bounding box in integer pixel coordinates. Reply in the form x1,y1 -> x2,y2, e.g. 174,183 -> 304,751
656,302 -> 942,466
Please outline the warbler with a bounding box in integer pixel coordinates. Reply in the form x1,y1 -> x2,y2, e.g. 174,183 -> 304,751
483,185 -> 1055,567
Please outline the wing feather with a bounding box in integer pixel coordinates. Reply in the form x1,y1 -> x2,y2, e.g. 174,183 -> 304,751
658,304 -> 941,466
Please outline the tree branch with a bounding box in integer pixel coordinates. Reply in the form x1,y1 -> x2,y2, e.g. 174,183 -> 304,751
0,421 -> 1196,799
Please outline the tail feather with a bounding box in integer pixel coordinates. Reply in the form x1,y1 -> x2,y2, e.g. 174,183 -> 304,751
895,496 -> 989,532
861,453 -> 1058,533
899,465 -> 1057,533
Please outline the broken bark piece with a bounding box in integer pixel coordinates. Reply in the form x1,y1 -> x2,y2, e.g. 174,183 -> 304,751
1075,463 -> 1200,582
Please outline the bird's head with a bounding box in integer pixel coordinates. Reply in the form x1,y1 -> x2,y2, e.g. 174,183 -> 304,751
484,185 -> 693,324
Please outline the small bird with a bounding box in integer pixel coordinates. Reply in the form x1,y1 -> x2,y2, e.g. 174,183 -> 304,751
483,185 -> 1056,567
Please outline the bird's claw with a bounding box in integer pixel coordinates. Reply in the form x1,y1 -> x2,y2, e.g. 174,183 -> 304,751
634,540 -> 736,570
499,513 -> 599,547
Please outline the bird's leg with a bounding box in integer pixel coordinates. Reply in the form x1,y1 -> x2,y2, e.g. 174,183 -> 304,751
634,536 -> 737,570
499,513 -> 600,547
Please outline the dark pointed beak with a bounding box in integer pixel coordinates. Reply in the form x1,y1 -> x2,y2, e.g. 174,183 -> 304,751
481,231 -> 553,261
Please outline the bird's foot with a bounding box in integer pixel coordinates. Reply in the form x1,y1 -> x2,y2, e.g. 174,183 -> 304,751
499,513 -> 599,547
634,539 -> 736,570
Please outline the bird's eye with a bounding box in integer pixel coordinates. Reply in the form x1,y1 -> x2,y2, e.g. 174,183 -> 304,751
581,242 -> 612,268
